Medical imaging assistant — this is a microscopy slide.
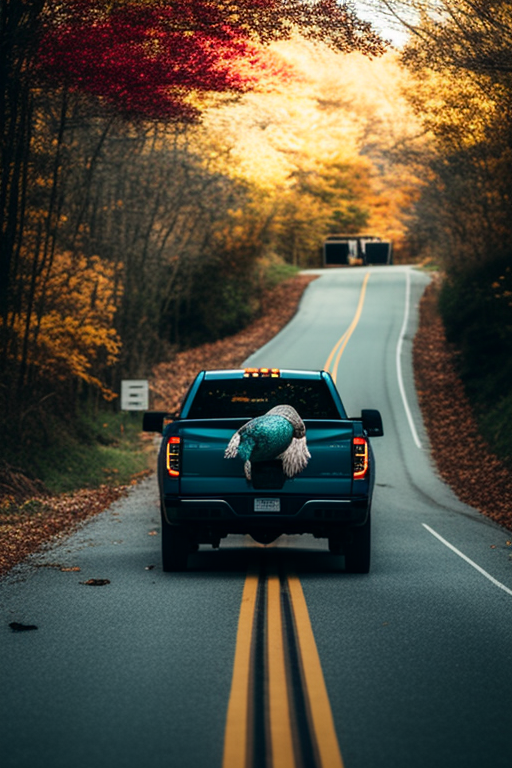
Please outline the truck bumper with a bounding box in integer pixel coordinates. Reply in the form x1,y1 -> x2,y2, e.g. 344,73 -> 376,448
162,494 -> 370,532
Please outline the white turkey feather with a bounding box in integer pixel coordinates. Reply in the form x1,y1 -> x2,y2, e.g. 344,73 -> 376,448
279,436 -> 311,477
224,432 -> 241,459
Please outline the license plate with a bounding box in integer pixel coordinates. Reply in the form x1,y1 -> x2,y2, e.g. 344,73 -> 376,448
254,498 -> 281,513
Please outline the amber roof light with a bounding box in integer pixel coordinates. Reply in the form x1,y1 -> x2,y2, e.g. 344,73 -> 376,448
243,367 -> 280,378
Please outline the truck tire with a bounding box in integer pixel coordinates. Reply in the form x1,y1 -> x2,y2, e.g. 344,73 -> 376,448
328,536 -> 343,555
344,512 -> 371,574
162,520 -> 189,572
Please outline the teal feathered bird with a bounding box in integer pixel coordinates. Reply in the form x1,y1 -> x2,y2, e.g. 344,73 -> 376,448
224,405 -> 310,480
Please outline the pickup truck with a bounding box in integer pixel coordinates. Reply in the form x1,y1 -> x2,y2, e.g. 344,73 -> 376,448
143,368 -> 383,573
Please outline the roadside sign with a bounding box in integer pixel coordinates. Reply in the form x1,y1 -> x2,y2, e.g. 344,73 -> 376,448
121,380 -> 149,411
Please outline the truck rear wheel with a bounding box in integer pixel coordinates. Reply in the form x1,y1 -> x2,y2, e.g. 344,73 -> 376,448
344,512 -> 371,574
328,536 -> 343,555
162,520 -> 189,572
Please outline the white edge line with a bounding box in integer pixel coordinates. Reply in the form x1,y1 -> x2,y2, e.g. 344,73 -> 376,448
422,523 -> 512,597
396,269 -> 422,449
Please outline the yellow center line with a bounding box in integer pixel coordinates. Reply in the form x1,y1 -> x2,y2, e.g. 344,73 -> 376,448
223,565 -> 345,768
286,571 -> 345,768
267,569 -> 296,768
324,272 -> 371,384
222,568 -> 259,768
324,328 -> 350,375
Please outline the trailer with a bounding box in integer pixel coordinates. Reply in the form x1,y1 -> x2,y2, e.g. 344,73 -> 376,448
364,240 -> 393,265
323,235 -> 392,266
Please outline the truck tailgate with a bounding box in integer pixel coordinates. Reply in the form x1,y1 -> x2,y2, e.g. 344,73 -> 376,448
178,420 -> 354,496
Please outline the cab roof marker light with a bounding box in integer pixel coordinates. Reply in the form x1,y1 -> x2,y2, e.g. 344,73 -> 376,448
243,367 -> 281,378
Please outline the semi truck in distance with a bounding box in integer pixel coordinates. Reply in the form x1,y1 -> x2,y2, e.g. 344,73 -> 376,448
323,234 -> 393,266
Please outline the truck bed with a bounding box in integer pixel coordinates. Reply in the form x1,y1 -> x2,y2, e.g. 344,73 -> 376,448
177,418 -> 355,496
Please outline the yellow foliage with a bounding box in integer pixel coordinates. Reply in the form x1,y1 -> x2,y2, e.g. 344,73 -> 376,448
404,65 -> 500,150
9,252 -> 122,398
192,41 -> 423,259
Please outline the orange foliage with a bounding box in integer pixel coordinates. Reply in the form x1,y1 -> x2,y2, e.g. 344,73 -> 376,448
10,252 -> 122,399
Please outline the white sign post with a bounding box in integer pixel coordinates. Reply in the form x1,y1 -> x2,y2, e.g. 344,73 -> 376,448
121,380 -> 149,411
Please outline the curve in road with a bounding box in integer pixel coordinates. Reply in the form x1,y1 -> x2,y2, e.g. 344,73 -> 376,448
1,266 -> 511,768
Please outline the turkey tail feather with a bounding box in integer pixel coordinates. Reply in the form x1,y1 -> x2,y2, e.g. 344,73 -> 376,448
280,436 -> 311,477
224,432 -> 241,459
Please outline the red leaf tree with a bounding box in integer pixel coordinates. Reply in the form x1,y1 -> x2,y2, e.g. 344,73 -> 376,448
37,0 -> 385,120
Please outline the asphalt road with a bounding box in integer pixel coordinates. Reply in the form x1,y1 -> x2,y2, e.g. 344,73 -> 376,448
1,266 -> 511,768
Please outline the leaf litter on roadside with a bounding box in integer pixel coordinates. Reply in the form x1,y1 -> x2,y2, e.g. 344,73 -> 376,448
0,276 -> 316,577
414,281 -> 512,530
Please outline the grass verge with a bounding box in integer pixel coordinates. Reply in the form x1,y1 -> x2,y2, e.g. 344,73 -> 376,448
1,410 -> 151,499
32,411 -> 151,494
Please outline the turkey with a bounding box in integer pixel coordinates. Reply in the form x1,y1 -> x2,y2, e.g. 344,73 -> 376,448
224,404 -> 310,480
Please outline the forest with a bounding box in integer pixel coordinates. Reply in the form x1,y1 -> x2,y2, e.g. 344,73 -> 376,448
389,0 -> 512,458
1,0 -> 512,488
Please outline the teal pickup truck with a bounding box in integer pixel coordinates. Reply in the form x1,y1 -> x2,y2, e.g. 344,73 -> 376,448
143,368 -> 383,573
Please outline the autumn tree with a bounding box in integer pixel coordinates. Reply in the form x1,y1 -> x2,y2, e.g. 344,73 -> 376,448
1,0 -> 386,462
202,39 -> 421,267
0,0 -> 46,326
394,0 -> 512,441
35,0 -> 385,121
386,1 -> 512,274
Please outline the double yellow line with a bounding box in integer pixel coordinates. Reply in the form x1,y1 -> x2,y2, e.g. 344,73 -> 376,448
324,272 -> 371,383
223,272 -> 372,767
223,570 -> 259,768
222,564 -> 344,768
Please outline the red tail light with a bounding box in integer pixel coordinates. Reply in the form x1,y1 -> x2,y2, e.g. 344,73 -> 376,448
353,437 -> 368,479
166,436 -> 181,477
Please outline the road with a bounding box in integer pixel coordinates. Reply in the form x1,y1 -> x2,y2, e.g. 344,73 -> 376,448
1,266 -> 512,768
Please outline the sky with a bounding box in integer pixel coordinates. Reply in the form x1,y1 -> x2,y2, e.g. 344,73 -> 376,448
354,1 -> 411,47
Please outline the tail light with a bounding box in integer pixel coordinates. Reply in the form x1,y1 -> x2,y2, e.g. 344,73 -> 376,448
353,437 -> 368,479
166,436 -> 181,477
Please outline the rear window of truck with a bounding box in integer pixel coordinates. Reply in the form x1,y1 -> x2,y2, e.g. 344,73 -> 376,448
186,379 -> 344,420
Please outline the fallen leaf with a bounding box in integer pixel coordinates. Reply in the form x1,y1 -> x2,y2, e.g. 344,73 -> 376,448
9,622 -> 38,632
61,566 -> 81,572
80,579 -> 110,586
148,530 -> 158,536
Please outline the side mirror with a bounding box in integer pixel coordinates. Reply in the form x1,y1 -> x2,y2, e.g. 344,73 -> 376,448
143,411 -> 171,433
361,409 -> 383,437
